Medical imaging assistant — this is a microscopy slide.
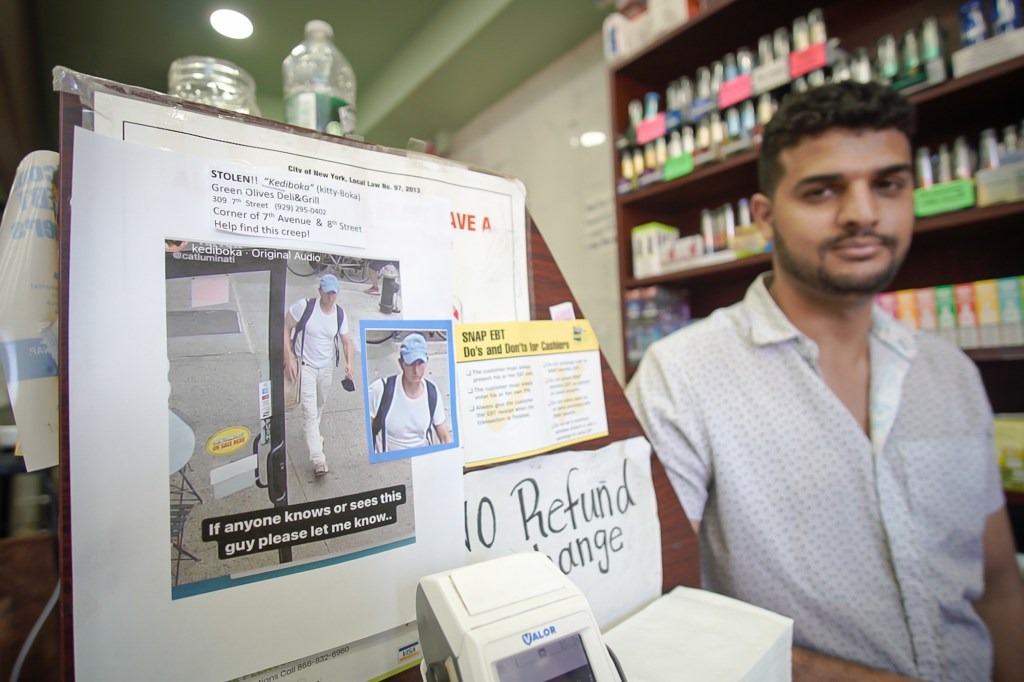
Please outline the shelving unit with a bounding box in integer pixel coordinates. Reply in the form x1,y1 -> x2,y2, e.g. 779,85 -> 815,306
609,0 -> 1024,544
611,0 -> 1024,373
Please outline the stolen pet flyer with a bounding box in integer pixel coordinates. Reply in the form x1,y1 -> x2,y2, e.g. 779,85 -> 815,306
207,165 -> 370,249
454,319 -> 608,467
67,129 -> 464,682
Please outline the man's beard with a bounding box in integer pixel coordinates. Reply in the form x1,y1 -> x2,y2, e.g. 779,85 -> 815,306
772,224 -> 904,297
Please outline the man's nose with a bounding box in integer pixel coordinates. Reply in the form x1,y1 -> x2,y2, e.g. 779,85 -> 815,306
837,181 -> 879,229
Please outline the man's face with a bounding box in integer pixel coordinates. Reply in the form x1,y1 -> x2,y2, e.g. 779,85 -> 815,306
754,128 -> 915,299
319,288 -> 338,306
400,358 -> 426,383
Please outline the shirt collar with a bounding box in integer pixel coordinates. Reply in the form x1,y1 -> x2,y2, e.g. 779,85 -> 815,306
746,272 -> 802,347
744,271 -> 918,361
870,303 -> 917,361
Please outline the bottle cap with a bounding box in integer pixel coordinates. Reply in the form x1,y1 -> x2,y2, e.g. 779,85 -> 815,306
305,19 -> 334,39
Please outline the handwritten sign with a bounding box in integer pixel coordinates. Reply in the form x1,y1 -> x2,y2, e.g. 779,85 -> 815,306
463,438 -> 662,628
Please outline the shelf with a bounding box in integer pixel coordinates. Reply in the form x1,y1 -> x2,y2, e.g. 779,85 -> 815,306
914,201 -> 1024,235
624,202 -> 1024,289
612,0 -> 830,85
965,346 -> 1024,362
618,149 -> 758,210
611,0 -> 1024,413
616,58 -> 1024,212
625,252 -> 770,288
908,55 -> 1024,108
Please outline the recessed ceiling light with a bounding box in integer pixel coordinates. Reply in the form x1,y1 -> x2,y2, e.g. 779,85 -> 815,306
210,9 -> 253,39
579,131 -> 607,148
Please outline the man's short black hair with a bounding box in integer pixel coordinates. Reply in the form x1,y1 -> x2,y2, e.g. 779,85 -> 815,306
758,81 -> 915,197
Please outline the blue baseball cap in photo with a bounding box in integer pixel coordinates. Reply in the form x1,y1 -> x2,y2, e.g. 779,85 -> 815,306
400,333 -> 429,364
319,273 -> 339,293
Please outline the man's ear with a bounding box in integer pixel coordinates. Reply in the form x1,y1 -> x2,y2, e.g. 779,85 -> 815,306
750,193 -> 775,244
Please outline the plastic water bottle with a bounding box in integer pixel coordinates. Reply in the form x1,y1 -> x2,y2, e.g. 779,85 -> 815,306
283,20 -> 356,135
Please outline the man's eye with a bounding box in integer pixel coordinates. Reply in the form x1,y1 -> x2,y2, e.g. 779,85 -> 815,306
876,177 -> 907,192
803,186 -> 834,200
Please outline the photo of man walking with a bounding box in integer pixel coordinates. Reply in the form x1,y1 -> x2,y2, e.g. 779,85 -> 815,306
285,273 -> 353,476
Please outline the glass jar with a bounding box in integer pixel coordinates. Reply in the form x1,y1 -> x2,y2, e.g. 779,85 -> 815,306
168,56 -> 261,116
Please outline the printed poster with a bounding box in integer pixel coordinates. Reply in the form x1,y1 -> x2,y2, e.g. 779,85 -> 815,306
90,90 -> 530,325
70,85 -> 533,681
454,320 -> 608,466
165,238 -> 459,597
68,128 -> 465,681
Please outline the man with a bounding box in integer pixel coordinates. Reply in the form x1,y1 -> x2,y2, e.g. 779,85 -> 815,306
363,259 -> 398,296
627,81 -> 1024,681
284,273 -> 353,476
368,332 -> 452,452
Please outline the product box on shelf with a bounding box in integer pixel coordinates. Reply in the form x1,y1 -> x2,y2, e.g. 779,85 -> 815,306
952,25 -> 1024,78
976,161 -> 1024,206
624,285 -> 691,367
915,287 -> 938,333
974,279 -> 1002,347
729,222 -> 767,258
934,285 -> 959,345
954,282 -> 981,348
896,289 -> 921,329
997,276 -> 1024,345
647,0 -> 696,35
995,415 -> 1024,493
603,11 -> 653,64
659,248 -> 738,276
602,0 -> 700,64
878,276 -> 1024,351
631,222 -> 680,279
892,58 -> 949,95
663,234 -> 705,265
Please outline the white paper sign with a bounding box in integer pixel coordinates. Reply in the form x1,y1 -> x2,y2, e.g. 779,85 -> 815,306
68,129 -> 464,682
463,437 -> 662,628
233,622 -> 423,682
91,91 -> 530,325
208,165 -> 369,247
455,320 -> 608,466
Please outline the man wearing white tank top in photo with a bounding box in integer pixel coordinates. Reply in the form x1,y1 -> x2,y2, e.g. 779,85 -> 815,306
368,333 -> 452,453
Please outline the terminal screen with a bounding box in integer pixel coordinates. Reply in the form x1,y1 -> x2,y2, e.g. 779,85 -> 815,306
494,632 -> 596,682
